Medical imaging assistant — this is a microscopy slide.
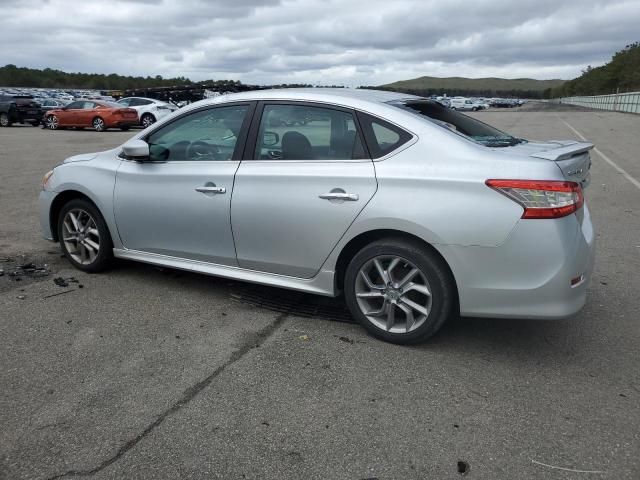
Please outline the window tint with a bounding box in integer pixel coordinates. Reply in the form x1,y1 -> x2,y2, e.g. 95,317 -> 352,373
118,98 -> 131,106
66,101 -> 84,109
395,100 -> 521,147
146,105 -> 249,162
137,99 -> 153,106
357,112 -> 412,159
253,104 -> 365,160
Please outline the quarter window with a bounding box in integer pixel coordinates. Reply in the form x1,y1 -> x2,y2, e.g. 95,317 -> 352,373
357,112 -> 412,159
253,104 -> 366,160
146,105 -> 249,162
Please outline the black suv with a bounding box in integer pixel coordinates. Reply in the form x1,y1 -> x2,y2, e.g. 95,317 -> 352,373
0,95 -> 44,127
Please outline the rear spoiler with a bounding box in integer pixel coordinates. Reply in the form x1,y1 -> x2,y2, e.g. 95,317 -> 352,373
529,141 -> 594,161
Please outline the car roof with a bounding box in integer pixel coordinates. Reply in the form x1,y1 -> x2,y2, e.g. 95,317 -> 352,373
206,88 -> 423,108
216,87 -> 422,103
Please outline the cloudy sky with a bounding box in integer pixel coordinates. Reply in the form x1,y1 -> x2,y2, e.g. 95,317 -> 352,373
2,0 -> 639,85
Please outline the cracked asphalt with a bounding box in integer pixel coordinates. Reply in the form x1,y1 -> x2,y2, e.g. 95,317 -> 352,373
1,103 -> 639,479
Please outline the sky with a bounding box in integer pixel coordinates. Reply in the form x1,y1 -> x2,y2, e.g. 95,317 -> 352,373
2,0 -> 639,86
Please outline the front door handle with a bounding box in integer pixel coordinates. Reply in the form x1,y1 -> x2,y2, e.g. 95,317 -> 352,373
319,192 -> 359,201
195,186 -> 226,194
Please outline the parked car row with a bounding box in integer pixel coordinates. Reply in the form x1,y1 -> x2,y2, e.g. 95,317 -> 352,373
430,96 -> 526,111
0,93 -> 178,131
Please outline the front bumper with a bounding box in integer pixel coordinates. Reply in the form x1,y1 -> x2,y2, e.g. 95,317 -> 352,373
440,204 -> 596,319
39,189 -> 57,241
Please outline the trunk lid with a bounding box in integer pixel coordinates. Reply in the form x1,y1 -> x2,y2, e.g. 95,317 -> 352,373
501,140 -> 593,189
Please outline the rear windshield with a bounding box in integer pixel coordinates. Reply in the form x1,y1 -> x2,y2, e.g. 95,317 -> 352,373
391,100 -> 524,147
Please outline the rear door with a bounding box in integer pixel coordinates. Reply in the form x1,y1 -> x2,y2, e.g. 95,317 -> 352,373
231,102 -> 377,278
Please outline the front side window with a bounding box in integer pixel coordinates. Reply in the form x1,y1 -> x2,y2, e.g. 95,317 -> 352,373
146,105 -> 249,162
253,104 -> 365,160
118,98 -> 131,106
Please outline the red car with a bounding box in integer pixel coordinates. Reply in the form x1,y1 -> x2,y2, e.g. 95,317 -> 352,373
44,100 -> 138,131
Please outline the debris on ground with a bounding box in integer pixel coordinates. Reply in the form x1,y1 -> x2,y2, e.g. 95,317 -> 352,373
5,261 -> 50,280
299,335 -> 310,341
53,276 -> 80,288
336,335 -> 354,344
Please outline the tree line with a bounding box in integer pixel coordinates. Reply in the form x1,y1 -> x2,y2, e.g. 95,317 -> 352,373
544,42 -> 640,98
0,64 -> 243,90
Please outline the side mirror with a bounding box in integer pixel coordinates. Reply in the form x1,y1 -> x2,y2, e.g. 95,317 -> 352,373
263,131 -> 279,147
122,139 -> 150,160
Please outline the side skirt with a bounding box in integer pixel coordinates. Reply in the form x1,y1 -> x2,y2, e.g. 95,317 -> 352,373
113,248 -> 337,296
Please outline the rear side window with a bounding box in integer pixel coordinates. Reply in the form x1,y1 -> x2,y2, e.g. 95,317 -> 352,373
357,112 -> 412,159
253,104 -> 366,160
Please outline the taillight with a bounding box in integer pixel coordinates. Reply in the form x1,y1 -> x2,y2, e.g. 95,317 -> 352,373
486,179 -> 584,219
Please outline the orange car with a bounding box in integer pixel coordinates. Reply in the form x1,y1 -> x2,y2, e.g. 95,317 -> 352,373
44,100 -> 138,131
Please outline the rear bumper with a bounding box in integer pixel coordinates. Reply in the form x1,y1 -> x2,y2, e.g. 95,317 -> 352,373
440,204 -> 596,319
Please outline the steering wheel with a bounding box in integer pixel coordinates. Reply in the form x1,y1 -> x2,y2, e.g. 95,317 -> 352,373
186,141 -> 221,161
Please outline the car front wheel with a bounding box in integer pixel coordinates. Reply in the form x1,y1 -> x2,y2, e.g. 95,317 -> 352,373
344,238 -> 455,344
57,199 -> 113,272
46,115 -> 59,130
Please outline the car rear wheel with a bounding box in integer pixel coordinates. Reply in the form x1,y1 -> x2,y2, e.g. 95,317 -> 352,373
46,115 -> 59,130
92,117 -> 106,132
344,238 -> 455,344
0,112 -> 12,127
57,199 -> 113,273
141,113 -> 155,128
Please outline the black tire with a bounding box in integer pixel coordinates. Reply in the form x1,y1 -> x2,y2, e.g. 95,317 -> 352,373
92,117 -> 106,132
344,238 -> 455,344
57,198 -> 114,273
0,112 -> 12,127
140,113 -> 155,128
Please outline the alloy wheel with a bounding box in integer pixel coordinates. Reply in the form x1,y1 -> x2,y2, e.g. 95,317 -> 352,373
355,255 -> 432,334
141,115 -> 155,128
93,118 -> 105,131
0,113 -> 9,127
47,115 -> 59,130
62,208 -> 101,265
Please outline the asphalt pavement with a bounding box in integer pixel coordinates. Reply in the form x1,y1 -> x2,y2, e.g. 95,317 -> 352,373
1,104 -> 639,479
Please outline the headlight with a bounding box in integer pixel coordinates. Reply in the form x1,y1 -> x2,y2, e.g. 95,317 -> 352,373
43,170 -> 54,189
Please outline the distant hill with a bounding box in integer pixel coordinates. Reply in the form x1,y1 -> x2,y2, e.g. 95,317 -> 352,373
548,42 -> 640,97
374,76 -> 565,98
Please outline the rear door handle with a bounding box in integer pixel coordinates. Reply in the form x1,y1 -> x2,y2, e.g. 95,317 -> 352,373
195,186 -> 226,194
319,192 -> 359,201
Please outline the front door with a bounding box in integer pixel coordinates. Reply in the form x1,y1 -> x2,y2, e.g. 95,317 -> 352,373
113,103 -> 253,265
232,102 -> 377,278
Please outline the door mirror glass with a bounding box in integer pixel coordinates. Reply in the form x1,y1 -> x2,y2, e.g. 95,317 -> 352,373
262,131 -> 279,147
122,139 -> 150,160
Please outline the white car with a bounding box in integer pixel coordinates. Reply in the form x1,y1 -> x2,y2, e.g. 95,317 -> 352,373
449,98 -> 484,111
117,97 -> 177,128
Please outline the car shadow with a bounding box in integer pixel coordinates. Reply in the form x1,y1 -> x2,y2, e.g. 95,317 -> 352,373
111,260 -> 587,363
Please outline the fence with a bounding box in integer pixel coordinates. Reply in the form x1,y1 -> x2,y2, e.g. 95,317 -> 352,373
557,92 -> 640,114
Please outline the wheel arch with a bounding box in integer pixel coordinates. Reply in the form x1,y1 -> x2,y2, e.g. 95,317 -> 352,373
333,229 -> 459,312
49,190 -> 103,242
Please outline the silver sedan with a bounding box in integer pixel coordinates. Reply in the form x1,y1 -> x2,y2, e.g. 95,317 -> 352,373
39,89 -> 595,344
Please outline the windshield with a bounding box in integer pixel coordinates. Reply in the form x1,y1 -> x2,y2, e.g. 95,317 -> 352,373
391,100 -> 524,147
